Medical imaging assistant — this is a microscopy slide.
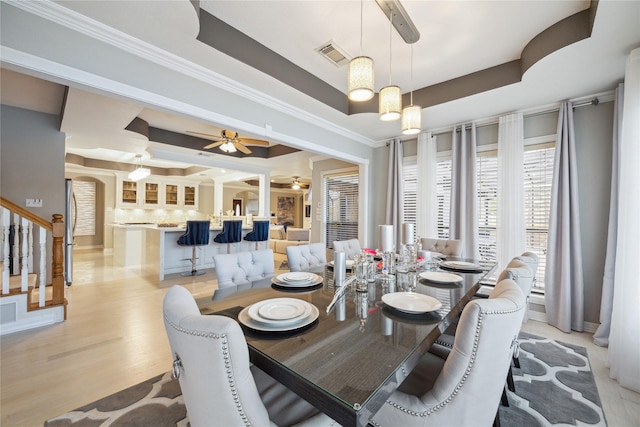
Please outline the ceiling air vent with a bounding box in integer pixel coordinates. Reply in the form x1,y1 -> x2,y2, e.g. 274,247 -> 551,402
316,41 -> 349,67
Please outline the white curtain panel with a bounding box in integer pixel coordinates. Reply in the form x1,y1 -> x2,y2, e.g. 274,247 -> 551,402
450,123 -> 479,259
385,138 -> 404,251
544,102 -> 585,333
608,48 -> 640,393
593,83 -> 623,347
497,113 -> 525,271
417,132 -> 438,239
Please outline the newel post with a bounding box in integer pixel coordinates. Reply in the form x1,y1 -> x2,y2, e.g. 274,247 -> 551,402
51,214 -> 65,306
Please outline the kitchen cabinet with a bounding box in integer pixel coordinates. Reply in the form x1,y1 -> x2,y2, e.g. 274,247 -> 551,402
116,175 -> 198,209
144,181 -> 160,206
118,179 -> 140,207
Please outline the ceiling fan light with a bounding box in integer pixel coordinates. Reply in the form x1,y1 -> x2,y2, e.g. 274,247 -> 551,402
379,85 -> 402,121
401,104 -> 422,135
292,177 -> 301,190
220,141 -> 237,153
348,56 -> 374,102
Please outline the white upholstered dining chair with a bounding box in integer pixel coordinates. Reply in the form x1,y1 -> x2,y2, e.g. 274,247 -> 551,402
370,279 -> 525,427
162,285 -> 339,427
212,249 -> 274,300
420,238 -> 463,257
286,243 -> 327,273
332,239 -> 362,260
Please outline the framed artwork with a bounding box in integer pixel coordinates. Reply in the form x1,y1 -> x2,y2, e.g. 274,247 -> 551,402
277,196 -> 295,225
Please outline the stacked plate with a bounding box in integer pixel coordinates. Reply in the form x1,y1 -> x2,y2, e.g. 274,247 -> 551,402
328,259 -> 356,269
440,261 -> 482,272
238,298 -> 319,331
381,292 -> 442,314
419,271 -> 463,284
273,272 -> 323,288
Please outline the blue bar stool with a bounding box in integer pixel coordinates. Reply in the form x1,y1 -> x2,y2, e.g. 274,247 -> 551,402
243,220 -> 270,250
213,220 -> 243,253
177,220 -> 210,276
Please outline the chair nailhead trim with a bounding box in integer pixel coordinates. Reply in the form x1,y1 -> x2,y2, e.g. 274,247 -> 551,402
382,304 -> 523,420
164,314 -> 252,426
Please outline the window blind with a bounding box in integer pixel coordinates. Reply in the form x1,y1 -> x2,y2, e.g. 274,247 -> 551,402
324,171 -> 359,248
436,159 -> 452,239
476,151 -> 498,263
523,144 -> 555,289
402,161 -> 417,226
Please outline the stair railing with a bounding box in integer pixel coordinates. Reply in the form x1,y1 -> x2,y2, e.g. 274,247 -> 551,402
1,196 -> 65,310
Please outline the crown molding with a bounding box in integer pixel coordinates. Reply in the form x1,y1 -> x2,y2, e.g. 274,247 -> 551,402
4,0 -> 375,147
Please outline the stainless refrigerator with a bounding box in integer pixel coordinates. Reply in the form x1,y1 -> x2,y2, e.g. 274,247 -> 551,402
64,179 -> 76,285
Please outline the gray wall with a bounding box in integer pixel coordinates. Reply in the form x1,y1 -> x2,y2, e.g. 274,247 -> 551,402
1,105 -> 66,221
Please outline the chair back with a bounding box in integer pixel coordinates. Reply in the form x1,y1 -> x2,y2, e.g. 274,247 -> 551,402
498,259 -> 535,296
514,251 -> 539,278
244,220 -> 270,242
213,249 -> 275,295
177,220 -> 210,246
213,220 -> 243,243
286,243 -> 327,273
332,239 -> 362,259
421,238 -> 463,257
162,285 -> 271,426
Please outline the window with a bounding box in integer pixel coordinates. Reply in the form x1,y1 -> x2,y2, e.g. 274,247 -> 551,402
324,171 -> 359,248
476,151 -> 498,263
436,159 -> 452,239
523,143 -> 555,290
402,158 -> 417,226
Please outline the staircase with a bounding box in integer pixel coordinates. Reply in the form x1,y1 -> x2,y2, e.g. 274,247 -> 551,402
1,197 -> 67,335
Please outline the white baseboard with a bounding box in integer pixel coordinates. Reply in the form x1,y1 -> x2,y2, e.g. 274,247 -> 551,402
525,306 -> 599,333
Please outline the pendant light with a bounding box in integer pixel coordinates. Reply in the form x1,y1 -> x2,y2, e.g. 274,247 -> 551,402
348,0 -> 374,102
379,8 -> 401,121
128,154 -> 150,182
401,44 -> 422,135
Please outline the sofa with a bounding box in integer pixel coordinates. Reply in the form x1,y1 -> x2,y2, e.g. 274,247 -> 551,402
269,226 -> 310,254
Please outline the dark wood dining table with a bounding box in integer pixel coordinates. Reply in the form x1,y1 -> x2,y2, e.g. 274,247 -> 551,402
197,259 -> 497,427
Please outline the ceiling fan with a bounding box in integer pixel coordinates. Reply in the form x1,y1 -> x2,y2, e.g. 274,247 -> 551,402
187,129 -> 270,154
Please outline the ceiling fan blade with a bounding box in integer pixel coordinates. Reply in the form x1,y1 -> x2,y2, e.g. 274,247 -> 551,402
238,138 -> 270,146
186,130 -> 221,140
235,142 -> 252,154
203,140 -> 225,149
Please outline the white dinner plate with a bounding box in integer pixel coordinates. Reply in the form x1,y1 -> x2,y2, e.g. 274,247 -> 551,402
419,271 -> 463,283
257,298 -> 307,320
239,303 -> 319,332
277,272 -> 318,283
382,292 -> 442,314
329,260 -> 355,268
248,298 -> 313,326
272,275 -> 323,288
441,261 -> 481,271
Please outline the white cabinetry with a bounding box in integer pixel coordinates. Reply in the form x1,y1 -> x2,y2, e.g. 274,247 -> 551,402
116,175 -> 199,209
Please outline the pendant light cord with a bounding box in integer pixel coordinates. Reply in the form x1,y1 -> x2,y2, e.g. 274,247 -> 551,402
410,44 -> 414,105
360,0 -> 363,55
388,9 -> 393,85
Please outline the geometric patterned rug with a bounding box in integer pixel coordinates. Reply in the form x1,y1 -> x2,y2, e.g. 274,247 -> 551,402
44,333 -> 606,426
498,332 -> 607,426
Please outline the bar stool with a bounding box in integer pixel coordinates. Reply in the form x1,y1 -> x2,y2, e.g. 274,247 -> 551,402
213,220 -> 243,253
177,220 -> 210,276
243,220 -> 270,250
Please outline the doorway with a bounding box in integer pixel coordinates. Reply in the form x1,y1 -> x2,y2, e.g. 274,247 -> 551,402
232,199 -> 243,216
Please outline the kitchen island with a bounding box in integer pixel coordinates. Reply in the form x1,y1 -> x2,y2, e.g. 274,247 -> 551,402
113,223 -> 255,280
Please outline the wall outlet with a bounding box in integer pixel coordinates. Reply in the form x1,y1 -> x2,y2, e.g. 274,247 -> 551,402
26,198 -> 43,207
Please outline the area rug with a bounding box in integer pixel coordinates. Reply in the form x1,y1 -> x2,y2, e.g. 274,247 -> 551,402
44,333 -> 606,426
498,332 -> 607,426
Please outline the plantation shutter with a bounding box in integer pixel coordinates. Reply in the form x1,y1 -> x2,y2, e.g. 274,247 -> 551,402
523,143 -> 555,289
476,151 -> 498,263
402,161 -> 417,226
436,159 -> 452,239
324,171 -> 359,248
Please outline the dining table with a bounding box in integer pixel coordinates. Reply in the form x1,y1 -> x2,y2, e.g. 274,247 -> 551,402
197,257 -> 498,427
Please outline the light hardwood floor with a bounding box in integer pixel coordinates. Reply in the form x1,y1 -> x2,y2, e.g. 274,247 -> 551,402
1,249 -> 638,426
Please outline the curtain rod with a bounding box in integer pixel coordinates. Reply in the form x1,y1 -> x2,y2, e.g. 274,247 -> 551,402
523,97 -> 600,119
